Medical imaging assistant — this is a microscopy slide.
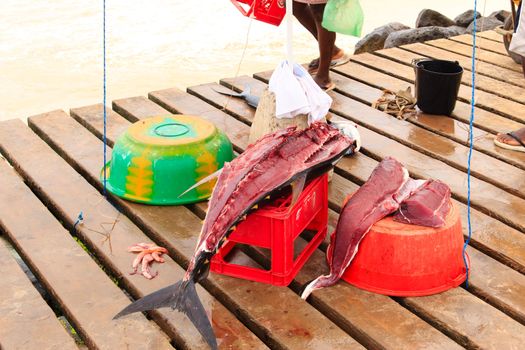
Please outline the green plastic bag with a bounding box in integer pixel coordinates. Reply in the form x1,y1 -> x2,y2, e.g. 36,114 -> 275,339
322,0 -> 364,37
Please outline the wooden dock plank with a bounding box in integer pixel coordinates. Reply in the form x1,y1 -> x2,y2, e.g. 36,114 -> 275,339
330,96 -> 525,197
287,239 -> 464,349
218,76 -> 525,274
113,96 -> 171,122
251,65 -> 525,140
28,110 -> 362,350
315,62 -> 525,168
403,286 -> 525,349
347,53 -> 525,123
259,235 -> 525,350
326,72 -> 525,170
0,153 -> 172,349
465,248 -> 525,324
376,47 -> 525,101
215,74 -> 525,172
327,55 -> 525,168
283,60 -> 523,136
145,87 -> 525,333
477,30 -> 504,42
195,78 -> 525,198
249,73 -> 525,233
451,34 -> 508,55
0,118 -> 265,350
399,42 -> 525,88
70,105 -> 129,148
0,237 -> 78,350
427,38 -> 522,72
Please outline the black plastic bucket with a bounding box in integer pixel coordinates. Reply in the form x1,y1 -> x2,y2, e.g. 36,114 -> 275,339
414,59 -> 463,116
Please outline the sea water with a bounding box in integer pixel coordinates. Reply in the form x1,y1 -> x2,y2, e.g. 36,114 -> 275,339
0,0 -> 502,121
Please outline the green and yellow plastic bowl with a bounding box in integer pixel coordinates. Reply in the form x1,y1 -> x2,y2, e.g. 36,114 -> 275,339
102,115 -> 233,205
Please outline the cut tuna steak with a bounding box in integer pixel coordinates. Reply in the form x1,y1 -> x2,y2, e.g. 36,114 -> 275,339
302,157 -> 415,299
393,179 -> 451,228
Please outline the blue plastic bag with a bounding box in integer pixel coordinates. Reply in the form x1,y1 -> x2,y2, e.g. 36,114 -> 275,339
322,0 -> 364,37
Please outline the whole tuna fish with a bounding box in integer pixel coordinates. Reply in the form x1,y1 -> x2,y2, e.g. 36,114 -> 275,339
114,122 -> 358,349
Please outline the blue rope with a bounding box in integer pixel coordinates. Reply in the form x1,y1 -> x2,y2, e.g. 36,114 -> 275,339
103,0 -> 107,195
463,0 -> 478,289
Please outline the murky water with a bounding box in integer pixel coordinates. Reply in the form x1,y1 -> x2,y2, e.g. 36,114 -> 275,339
1,0 -> 501,120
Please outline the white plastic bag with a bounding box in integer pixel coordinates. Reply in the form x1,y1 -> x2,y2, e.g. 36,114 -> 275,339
510,4 -> 525,56
268,60 -> 332,124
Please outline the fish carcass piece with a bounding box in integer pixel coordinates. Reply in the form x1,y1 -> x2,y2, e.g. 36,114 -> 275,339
302,157 -> 424,299
114,122 -> 357,350
187,121 -> 355,278
393,179 -> 451,228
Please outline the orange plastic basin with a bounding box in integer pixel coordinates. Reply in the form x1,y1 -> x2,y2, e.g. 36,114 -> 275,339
341,202 -> 467,297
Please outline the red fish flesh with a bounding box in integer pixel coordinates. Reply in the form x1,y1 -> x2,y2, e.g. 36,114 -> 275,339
302,157 -> 420,299
393,179 -> 451,227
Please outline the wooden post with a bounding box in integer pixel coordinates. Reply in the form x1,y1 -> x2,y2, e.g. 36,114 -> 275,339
248,88 -> 309,144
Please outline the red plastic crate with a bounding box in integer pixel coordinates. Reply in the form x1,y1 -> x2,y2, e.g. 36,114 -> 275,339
231,0 -> 286,26
211,173 -> 328,286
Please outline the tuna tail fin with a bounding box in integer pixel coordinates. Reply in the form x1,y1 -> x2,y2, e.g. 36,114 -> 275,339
113,280 -> 217,350
241,85 -> 251,97
301,278 -> 320,300
301,275 -> 333,300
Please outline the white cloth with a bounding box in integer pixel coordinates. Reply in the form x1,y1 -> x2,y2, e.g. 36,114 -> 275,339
510,4 -> 525,56
268,60 -> 332,124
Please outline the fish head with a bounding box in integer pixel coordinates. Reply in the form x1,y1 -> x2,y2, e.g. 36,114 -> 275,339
328,121 -> 361,153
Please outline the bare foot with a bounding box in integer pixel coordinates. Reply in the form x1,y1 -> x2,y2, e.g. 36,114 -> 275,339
308,48 -> 345,71
313,75 -> 335,91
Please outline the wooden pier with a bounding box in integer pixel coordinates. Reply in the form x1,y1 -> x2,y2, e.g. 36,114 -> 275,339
1,31 -> 524,349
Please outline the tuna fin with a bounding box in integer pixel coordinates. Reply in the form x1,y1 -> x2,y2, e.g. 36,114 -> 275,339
241,85 -> 251,97
113,280 -> 217,350
245,95 -> 260,108
178,168 -> 223,198
290,174 -> 306,209
301,276 -> 323,300
330,121 -> 361,153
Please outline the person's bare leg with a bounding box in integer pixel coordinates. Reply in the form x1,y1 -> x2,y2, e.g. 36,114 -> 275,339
293,2 -> 341,69
495,126 -> 525,145
309,3 -> 336,88
293,1 -> 318,38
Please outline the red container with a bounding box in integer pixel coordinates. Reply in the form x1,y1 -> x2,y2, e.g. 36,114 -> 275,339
341,202 -> 467,296
231,0 -> 286,26
211,174 -> 328,286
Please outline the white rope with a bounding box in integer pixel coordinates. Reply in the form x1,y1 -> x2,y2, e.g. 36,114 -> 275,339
286,0 -> 294,64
